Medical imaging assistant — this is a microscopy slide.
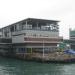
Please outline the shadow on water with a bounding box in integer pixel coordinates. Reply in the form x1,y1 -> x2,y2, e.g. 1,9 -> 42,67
0,56 -> 75,75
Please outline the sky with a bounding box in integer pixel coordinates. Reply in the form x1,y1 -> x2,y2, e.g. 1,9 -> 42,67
0,0 -> 75,39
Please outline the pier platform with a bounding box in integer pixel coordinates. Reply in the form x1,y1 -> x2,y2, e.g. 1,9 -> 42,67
15,51 -> 75,63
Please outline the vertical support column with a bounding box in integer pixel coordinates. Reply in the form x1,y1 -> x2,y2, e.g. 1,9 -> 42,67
31,48 -> 32,54
46,23 -> 50,30
36,22 -> 39,29
2,29 -> 4,38
26,20 -> 28,29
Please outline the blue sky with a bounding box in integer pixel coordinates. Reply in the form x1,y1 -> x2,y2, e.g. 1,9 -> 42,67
0,0 -> 75,39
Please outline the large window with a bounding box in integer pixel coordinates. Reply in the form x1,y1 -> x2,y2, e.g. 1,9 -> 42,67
41,26 -> 49,30
16,24 -> 20,31
22,24 -> 26,30
19,24 -> 22,30
26,25 -> 32,29
21,22 -> 26,30
16,48 -> 26,53
14,25 -> 17,31
10,26 -> 14,32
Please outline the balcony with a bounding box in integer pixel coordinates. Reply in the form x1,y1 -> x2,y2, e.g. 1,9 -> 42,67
10,23 -> 59,32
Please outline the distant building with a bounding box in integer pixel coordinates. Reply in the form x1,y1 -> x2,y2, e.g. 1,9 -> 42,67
0,18 -> 63,57
69,29 -> 75,49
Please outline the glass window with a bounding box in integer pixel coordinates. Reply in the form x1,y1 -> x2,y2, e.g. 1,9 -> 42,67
10,26 -> 14,32
16,24 -> 19,31
22,24 -> 26,29
19,24 -> 22,30
27,25 -> 32,29
14,25 -> 17,31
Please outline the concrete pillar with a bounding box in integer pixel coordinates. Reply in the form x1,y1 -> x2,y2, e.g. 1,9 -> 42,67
26,21 -> 28,29
36,22 -> 39,29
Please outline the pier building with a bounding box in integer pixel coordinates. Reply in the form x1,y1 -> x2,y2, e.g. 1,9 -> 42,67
0,18 -> 63,58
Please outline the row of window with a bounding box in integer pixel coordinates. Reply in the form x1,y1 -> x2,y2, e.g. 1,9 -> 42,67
3,24 -> 59,33
16,48 -> 32,53
11,24 -> 32,32
15,47 -> 57,53
16,48 -> 26,53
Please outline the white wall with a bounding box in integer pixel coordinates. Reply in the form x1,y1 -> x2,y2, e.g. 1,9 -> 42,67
12,34 -> 24,43
12,30 -> 59,43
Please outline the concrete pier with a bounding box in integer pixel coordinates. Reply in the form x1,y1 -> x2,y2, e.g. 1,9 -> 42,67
13,52 -> 75,63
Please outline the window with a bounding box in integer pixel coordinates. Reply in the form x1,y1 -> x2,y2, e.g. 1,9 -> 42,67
22,24 -> 26,29
41,26 -> 49,30
27,25 -> 32,29
16,24 -> 20,31
22,22 -> 26,30
18,48 -> 26,53
10,26 -> 14,32
4,32 -> 8,37
19,24 -> 22,30
14,25 -> 17,31
33,34 -> 36,37
22,22 -> 26,25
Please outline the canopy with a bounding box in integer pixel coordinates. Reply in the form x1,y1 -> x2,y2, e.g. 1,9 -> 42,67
64,49 -> 75,55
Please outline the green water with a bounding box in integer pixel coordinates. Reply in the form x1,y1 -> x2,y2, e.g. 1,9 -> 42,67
0,57 -> 75,75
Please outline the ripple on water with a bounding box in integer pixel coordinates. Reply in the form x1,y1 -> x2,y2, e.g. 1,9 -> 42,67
0,57 -> 75,75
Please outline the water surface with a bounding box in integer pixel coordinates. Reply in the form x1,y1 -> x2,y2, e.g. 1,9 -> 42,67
0,56 -> 75,75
